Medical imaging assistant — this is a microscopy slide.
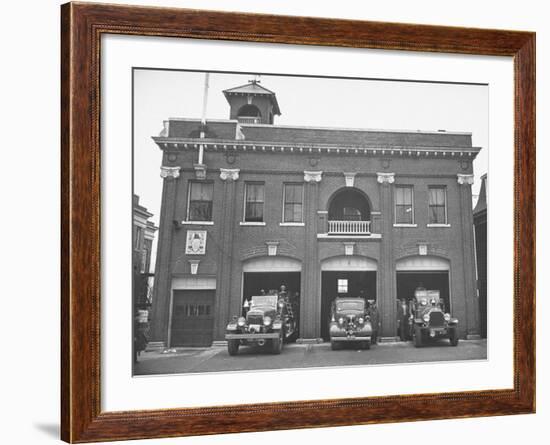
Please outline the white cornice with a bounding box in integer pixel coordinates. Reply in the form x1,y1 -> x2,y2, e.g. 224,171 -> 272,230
152,138 -> 481,158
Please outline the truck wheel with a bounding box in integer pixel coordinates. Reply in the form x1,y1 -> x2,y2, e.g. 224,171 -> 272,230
271,332 -> 283,354
331,341 -> 340,350
450,329 -> 459,346
227,340 -> 239,356
372,331 -> 378,345
414,327 -> 423,348
399,325 -> 407,342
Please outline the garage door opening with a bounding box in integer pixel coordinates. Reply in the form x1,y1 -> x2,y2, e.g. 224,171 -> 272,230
170,290 -> 215,347
321,271 -> 377,341
242,271 -> 301,341
396,271 -> 450,313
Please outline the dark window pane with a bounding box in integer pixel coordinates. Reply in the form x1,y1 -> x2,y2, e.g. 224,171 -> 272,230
343,207 -> 361,221
284,203 -> 302,222
189,202 -> 212,221
246,183 -> 264,202
395,186 -> 413,223
428,187 -> 447,223
245,183 -> 264,221
188,182 -> 213,221
284,184 -> 303,222
396,205 -> 413,224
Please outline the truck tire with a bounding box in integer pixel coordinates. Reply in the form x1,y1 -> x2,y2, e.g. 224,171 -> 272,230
227,340 -> 239,356
450,328 -> 459,346
414,327 -> 423,348
271,332 -> 283,354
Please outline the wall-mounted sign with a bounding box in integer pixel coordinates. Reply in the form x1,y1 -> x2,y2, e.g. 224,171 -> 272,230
185,230 -> 207,255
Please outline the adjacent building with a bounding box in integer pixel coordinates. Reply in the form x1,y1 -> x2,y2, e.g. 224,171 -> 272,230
133,194 -> 158,313
473,174 -> 487,338
149,80 -> 482,348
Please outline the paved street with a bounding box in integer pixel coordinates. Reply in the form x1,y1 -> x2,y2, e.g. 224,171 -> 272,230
134,339 -> 487,375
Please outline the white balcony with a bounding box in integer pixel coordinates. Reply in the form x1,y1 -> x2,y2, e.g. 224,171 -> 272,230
237,116 -> 261,124
328,220 -> 371,235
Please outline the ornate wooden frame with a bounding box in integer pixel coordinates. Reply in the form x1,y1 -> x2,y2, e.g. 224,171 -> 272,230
61,2 -> 535,442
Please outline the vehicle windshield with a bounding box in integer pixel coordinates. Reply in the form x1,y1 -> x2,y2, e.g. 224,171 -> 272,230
414,290 -> 440,303
250,295 -> 278,308
335,300 -> 365,312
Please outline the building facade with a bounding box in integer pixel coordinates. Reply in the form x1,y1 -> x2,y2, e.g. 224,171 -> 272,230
473,174 -> 487,338
133,194 -> 158,312
149,80 -> 482,348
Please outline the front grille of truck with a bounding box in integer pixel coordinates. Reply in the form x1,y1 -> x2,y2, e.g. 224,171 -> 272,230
247,314 -> 263,325
429,311 -> 445,327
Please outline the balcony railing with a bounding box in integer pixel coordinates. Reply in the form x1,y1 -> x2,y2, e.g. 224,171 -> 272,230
328,220 -> 371,235
237,116 -> 261,124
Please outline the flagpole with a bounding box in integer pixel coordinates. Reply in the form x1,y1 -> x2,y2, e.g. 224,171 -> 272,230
198,73 -> 210,165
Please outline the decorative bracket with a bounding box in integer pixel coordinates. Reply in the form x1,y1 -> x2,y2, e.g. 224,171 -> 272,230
220,168 -> 240,182
265,241 -> 279,256
160,166 -> 181,179
188,260 -> 200,275
344,172 -> 357,187
343,242 -> 355,256
457,174 -> 474,185
304,170 -> 323,183
194,164 -> 207,180
377,172 -> 395,185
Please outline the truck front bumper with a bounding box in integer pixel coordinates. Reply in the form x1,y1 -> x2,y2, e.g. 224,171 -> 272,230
225,333 -> 279,340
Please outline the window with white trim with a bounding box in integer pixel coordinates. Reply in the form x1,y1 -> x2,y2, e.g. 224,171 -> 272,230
244,182 -> 265,222
428,186 -> 447,224
187,181 -> 213,221
283,183 -> 303,223
395,186 -> 414,224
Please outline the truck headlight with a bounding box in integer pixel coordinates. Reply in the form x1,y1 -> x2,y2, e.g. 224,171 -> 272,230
444,313 -> 451,321
423,314 -> 430,323
263,316 -> 272,326
358,317 -> 364,324
338,317 -> 344,325
237,317 -> 246,327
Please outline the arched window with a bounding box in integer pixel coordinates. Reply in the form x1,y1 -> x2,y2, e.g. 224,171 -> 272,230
237,105 -> 261,117
328,189 -> 371,221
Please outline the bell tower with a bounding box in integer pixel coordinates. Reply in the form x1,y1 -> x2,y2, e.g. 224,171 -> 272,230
223,78 -> 281,125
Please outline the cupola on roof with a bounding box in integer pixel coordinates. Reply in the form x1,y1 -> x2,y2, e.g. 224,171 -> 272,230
223,79 -> 281,125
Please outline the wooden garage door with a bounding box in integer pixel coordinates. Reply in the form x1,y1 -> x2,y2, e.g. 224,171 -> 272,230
171,290 -> 214,347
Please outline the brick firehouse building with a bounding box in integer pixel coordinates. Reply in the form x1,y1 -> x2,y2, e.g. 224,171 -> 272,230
149,80 -> 481,348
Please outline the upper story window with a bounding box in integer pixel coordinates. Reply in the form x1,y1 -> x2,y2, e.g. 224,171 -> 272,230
283,183 -> 303,223
395,186 -> 414,224
428,186 -> 447,224
133,226 -> 143,250
244,182 -> 265,222
187,181 -> 214,221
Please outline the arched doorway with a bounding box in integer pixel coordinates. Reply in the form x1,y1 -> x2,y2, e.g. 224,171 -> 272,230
242,257 -> 302,338
237,104 -> 262,124
395,255 -> 451,313
327,188 -> 372,234
320,255 -> 378,340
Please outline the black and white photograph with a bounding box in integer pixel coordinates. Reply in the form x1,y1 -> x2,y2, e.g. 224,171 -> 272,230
132,69 -> 488,376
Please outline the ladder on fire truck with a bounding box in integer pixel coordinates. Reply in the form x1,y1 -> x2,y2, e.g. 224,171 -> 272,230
283,299 -> 294,319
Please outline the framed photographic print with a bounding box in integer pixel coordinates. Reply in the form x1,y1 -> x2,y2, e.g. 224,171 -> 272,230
61,2 -> 535,442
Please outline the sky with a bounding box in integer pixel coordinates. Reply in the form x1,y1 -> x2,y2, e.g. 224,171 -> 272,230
134,69 -> 488,239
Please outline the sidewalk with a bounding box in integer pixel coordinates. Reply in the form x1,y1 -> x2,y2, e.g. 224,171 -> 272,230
134,339 -> 487,376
